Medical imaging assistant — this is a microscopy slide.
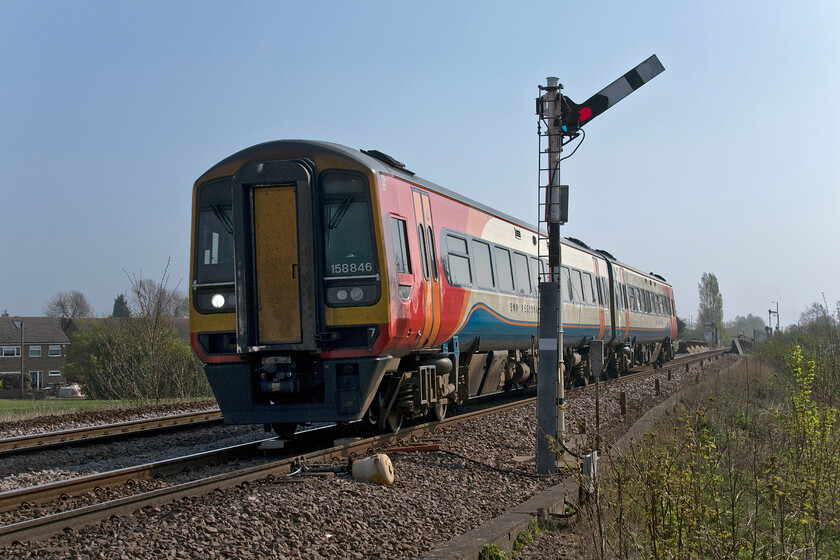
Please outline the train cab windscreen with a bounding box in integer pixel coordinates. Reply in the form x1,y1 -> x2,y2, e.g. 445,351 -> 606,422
321,173 -> 380,306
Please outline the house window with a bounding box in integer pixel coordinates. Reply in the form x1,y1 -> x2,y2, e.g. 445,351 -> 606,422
30,346 -> 42,358
48,370 -> 61,377
49,346 -> 61,357
2,346 -> 20,358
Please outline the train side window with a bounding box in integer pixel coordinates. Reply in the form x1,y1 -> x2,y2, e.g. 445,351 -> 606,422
622,284 -> 629,309
428,226 -> 439,281
446,233 -> 472,286
529,257 -> 541,293
418,225 -> 429,280
391,218 -> 411,274
644,290 -> 652,313
473,240 -> 495,289
600,278 -> 608,306
562,267 -> 573,302
513,253 -> 532,294
612,281 -> 620,310
628,287 -> 638,311
571,269 -> 584,303
582,272 -> 595,304
495,247 -> 514,292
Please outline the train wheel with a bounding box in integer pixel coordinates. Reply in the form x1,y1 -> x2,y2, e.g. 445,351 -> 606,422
272,423 -> 298,439
366,391 -> 403,433
430,401 -> 448,422
382,407 -> 403,433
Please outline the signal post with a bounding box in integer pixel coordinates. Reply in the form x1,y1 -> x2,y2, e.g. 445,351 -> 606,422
536,78 -> 567,475
535,56 -> 665,475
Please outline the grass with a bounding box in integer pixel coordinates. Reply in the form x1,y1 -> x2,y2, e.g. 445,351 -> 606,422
0,397 -> 212,423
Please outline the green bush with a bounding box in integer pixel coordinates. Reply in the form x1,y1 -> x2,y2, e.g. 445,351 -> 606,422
583,350 -> 839,559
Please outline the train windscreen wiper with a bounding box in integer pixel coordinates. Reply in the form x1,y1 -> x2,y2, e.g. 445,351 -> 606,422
327,197 -> 353,230
211,204 -> 234,235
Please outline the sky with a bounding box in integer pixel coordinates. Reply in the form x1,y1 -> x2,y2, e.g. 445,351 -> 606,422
1,0 -> 838,328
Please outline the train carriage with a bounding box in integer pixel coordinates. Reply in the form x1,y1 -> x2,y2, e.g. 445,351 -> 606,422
190,140 -> 676,434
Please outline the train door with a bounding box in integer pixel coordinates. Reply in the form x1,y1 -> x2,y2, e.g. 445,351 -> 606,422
618,268 -> 631,343
592,258 -> 606,340
231,160 -> 319,352
412,189 -> 441,348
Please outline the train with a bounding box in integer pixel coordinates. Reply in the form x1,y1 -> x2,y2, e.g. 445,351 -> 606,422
189,140 -> 677,435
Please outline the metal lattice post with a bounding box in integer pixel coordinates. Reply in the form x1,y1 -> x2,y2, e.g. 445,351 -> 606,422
536,77 -> 566,475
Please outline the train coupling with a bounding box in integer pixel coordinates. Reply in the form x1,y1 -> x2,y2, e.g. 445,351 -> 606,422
258,356 -> 300,394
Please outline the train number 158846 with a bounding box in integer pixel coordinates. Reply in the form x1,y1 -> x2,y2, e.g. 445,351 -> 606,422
330,262 -> 374,275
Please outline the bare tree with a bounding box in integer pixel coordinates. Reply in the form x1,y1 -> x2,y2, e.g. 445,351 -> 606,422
133,278 -> 188,318
68,260 -> 209,403
44,290 -> 93,319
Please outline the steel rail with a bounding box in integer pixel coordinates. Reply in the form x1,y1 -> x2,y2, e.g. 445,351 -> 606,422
0,439 -> 273,515
0,409 -> 223,456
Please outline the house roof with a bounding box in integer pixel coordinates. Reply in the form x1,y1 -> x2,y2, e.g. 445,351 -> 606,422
0,317 -> 72,345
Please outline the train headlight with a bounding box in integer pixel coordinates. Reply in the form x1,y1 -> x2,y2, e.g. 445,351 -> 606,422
336,289 -> 349,301
195,290 -> 236,313
350,287 -> 364,301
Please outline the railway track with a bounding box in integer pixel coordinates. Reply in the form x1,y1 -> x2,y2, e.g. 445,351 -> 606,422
0,397 -> 531,548
0,348 -> 728,548
0,409 -> 223,457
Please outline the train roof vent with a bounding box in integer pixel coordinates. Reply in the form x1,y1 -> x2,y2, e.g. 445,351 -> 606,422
566,237 -> 590,249
595,249 -> 616,260
361,149 -> 415,175
515,228 -> 522,240
650,272 -> 667,282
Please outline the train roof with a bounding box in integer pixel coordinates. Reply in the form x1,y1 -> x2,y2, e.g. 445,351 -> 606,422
201,139 -> 670,287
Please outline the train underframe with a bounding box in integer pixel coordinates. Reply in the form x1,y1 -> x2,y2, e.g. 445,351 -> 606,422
205,336 -> 673,437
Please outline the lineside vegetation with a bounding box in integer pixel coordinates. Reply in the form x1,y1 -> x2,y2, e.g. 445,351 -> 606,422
580,302 -> 840,559
64,264 -> 212,404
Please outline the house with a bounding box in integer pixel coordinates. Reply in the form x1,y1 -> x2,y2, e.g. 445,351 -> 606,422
0,316 -> 72,395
